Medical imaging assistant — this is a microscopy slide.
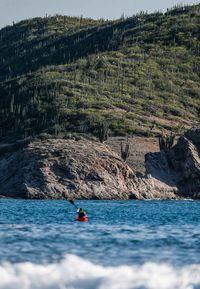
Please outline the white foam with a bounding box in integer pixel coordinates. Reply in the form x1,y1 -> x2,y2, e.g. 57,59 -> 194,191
0,254 -> 200,289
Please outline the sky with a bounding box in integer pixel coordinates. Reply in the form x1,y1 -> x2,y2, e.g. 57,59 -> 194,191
0,0 -> 198,28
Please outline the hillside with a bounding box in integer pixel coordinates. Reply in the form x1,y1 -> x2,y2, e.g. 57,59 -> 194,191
0,4 -> 200,142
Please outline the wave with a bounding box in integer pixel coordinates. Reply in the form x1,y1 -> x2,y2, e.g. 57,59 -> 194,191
0,254 -> 200,289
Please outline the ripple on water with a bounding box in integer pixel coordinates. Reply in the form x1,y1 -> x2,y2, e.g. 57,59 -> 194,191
0,200 -> 199,266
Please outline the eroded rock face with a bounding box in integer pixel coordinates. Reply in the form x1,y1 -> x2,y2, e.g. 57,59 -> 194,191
0,138 -> 143,200
145,128 -> 200,199
1,128 -> 200,200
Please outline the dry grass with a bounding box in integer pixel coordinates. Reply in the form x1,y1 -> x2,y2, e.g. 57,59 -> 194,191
107,136 -> 159,175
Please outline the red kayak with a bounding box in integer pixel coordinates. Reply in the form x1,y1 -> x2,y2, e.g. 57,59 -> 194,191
76,216 -> 88,222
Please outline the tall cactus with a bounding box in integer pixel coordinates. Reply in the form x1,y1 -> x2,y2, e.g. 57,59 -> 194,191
97,121 -> 109,143
159,131 -> 175,150
121,138 -> 130,162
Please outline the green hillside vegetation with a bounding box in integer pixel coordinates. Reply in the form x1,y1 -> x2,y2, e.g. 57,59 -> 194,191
0,4 -> 200,142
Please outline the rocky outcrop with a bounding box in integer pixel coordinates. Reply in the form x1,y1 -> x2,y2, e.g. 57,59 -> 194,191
0,138 -> 145,200
1,128 -> 200,200
145,128 -> 200,199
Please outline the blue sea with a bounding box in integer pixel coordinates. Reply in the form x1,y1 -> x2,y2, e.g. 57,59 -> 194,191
0,199 -> 199,289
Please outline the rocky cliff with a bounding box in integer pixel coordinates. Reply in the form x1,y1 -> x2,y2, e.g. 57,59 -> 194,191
0,128 -> 200,200
0,137 -> 143,199
145,128 -> 200,199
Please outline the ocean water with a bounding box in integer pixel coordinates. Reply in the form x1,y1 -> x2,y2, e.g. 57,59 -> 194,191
0,199 -> 200,289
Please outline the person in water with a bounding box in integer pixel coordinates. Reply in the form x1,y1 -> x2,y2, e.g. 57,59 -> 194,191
77,208 -> 87,218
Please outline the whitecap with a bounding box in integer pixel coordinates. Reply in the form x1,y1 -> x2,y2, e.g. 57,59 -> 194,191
0,254 -> 200,289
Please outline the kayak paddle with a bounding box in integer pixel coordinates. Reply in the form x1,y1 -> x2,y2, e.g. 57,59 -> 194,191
69,200 -> 78,209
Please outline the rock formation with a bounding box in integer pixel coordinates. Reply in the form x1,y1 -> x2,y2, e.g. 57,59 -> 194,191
145,128 -> 200,199
0,137 -> 143,199
0,127 -> 200,200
